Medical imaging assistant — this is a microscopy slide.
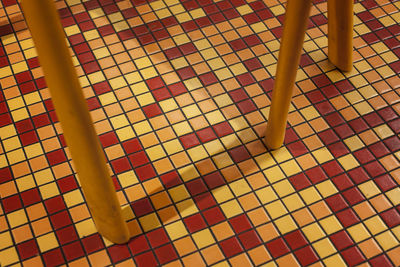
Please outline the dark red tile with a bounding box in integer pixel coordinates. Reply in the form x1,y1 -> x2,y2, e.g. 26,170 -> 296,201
111,157 -> 131,173
348,167 -> 370,184
197,127 -> 217,143
332,174 -> 354,191
21,188 -> 41,206
180,133 -> 200,149
380,209 -> 400,228
99,132 -> 119,148
353,148 -> 375,164
132,198 -> 154,217
306,166 -> 327,184
129,151 -> 150,167
321,161 -> 344,177
229,145 -> 251,163
184,213 -> 207,233
108,244 -> 131,264
62,241 -> 84,261
266,238 -> 290,258
128,235 -> 150,255
50,210 -> 72,230
342,187 -> 364,205
45,196 -> 66,214
135,251 -> 158,267
203,206 -> 225,225
47,149 -> 67,166
186,178 -> 208,196
194,192 -> 217,211
17,239 -> 39,260
203,171 -> 225,189
20,131 -> 39,146
2,194 -> 22,213
238,230 -> 262,249
341,246 -> 365,266
329,230 -> 354,250
82,234 -> 105,254
220,237 -> 244,257
294,246 -> 318,266
213,122 -> 233,137
369,255 -> 392,267
289,173 -> 311,190
56,225 -> 78,245
42,248 -> 65,267
325,194 -> 348,212
160,171 -> 182,188
229,214 -> 252,234
135,164 -> 156,181
154,244 -> 178,265
284,230 -> 307,250
374,174 -> 396,192
122,138 -> 142,154
336,208 -> 360,227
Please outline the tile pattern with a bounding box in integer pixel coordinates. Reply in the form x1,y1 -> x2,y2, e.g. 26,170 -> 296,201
1,0 -> 400,266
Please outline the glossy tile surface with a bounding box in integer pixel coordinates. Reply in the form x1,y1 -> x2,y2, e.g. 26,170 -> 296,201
0,0 -> 400,266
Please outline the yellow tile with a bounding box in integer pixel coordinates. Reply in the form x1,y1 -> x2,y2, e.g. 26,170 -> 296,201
182,104 -> 201,118
313,238 -> 336,258
300,187 -> 321,205
212,152 -> 234,169
344,136 -> 364,151
23,142 -> 42,158
173,121 -> 192,136
375,231 -> 398,250
275,215 -> 297,235
183,78 -> 202,91
315,180 -> 338,198
264,166 -> 285,183
173,33 -> 190,45
139,213 -> 161,232
188,146 -> 208,162
126,73 -> 143,85
0,66 -> 12,78
16,175 -> 36,192
354,101 -> 373,115
348,223 -> 370,243
37,232 -> 59,252
300,106 -> 319,121
323,254 -> 347,267
11,107 -> 29,122
189,8 -> 206,19
230,63 -> 247,76
221,199 -> 243,218
272,180 -> 295,197
116,126 -> 135,141
203,140 -> 224,156
229,179 -> 251,197
93,47 -> 110,59
374,124 -> 394,139
76,219 -> 97,238
0,154 -> 6,168
212,185 -> 234,203
0,247 -> 19,266
3,136 -> 21,152
177,165 -> 199,182
208,58 -> 226,70
236,4 -> 252,15
0,231 -> 12,250
0,125 -> 17,139
171,57 -> 189,69
176,12 -> 191,23
64,25 -> 81,36
34,168 -> 54,185
63,189 -> 84,207
7,148 -> 26,164
176,199 -> 199,218
215,68 -> 234,80
358,181 -> 381,199
220,134 -> 241,150
205,110 -> 225,125
200,48 -> 218,60
24,92 -> 41,105
319,215 -> 342,235
302,223 -> 325,242
255,154 -> 276,170
118,171 -> 138,187
39,182 -> 60,200
168,185 -> 190,202
109,77 -> 127,90
280,160 -> 301,177
386,188 -> 400,206
250,22 -> 268,33
312,148 -> 334,164
160,99 -> 178,112
265,200 -> 288,219
7,96 -> 24,111
163,139 -> 184,155
137,92 -> 155,106
271,147 -> 292,163
146,145 -> 166,161
133,121 -> 152,136
165,221 -> 188,240
282,194 -> 305,212
98,92 -> 117,106
364,216 -> 387,235
193,229 -> 215,249
255,186 -> 278,204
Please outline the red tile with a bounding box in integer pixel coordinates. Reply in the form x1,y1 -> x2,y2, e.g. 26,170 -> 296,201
128,235 -> 150,255
17,239 -> 39,260
160,171 -> 182,188
238,230 -> 262,249
266,238 -> 290,258
56,225 -> 79,245
348,167 -> 370,184
335,80 -> 354,93
326,194 -> 348,212
169,82 -> 187,96
32,113 -> 51,128
229,214 -> 252,234
287,141 -> 308,157
336,209 -> 360,227
229,145 -> 251,163
2,194 -> 22,213
82,234 -> 105,254
186,178 -> 208,196
108,245 -> 131,264
0,113 -> 12,127
93,81 -> 112,95
369,255 -> 392,267
21,188 -> 41,206
380,209 -> 400,228
135,164 -> 156,181
329,230 -> 354,250
203,206 -> 225,225
20,131 -> 39,146
369,142 -> 390,158
15,71 -> 33,84
220,237 -> 244,258
135,251 -> 158,267
45,196 -> 66,214
199,72 -> 218,86
180,133 -> 200,149
184,213 -> 207,233
203,171 -> 225,189
194,192 -> 217,211
122,138 -> 142,154
321,161 -> 344,177
383,136 -> 400,152
154,244 -> 178,265
146,77 -> 165,90
341,246 -> 365,266
294,246 -> 318,266
62,241 -> 84,261
132,198 -> 154,217
374,174 -> 397,192
47,149 -> 67,166
342,187 -> 365,205
353,148 -> 375,164
284,230 -> 308,250
111,157 -> 131,173
328,142 -> 349,157
289,173 -> 311,190
237,99 -> 257,114
99,132 -> 119,148
334,124 -> 355,139
129,151 -> 150,167
306,166 -> 328,184
332,174 -> 354,191
50,210 -> 72,230
43,248 -> 65,267
364,161 -> 386,177
213,122 -> 233,137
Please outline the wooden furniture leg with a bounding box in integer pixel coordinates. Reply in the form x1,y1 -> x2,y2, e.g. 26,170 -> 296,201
21,0 -> 130,244
264,0 -> 313,150
328,0 -> 354,71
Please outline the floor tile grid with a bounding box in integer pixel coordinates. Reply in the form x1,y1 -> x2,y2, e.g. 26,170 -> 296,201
0,0 -> 398,266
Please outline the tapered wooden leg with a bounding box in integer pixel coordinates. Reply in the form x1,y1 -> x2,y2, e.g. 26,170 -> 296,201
21,0 -> 130,244
328,0 -> 354,71
264,0 -> 313,150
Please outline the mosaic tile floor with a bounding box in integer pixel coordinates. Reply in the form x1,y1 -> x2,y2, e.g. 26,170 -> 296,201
1,0 -> 400,266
